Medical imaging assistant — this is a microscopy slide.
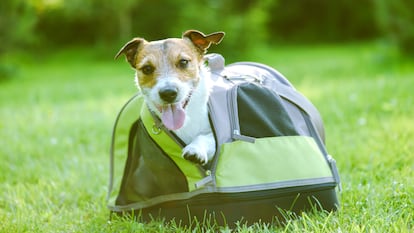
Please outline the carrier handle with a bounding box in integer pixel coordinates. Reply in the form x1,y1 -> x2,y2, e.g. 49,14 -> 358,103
107,94 -> 143,202
204,53 -> 225,73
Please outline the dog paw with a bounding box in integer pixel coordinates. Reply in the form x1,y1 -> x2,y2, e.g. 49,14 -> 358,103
182,146 -> 208,165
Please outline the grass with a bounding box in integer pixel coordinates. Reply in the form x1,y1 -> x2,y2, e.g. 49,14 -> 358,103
1,42 -> 413,232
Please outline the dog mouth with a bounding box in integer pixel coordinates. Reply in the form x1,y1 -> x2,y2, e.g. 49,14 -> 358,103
157,93 -> 192,131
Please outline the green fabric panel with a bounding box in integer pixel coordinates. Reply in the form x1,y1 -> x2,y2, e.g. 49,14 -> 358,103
215,136 -> 333,187
140,106 -> 203,191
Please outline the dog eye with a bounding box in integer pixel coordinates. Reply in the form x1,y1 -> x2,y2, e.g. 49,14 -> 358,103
178,59 -> 190,69
140,65 -> 155,75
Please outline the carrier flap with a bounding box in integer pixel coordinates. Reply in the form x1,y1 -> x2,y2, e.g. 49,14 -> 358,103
140,105 -> 205,191
115,119 -> 188,205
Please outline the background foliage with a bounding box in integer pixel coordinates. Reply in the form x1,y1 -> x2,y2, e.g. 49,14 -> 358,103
2,0 -> 413,81
1,1 -> 414,232
1,0 -> 413,54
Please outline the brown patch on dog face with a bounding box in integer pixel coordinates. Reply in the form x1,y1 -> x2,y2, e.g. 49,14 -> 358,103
135,48 -> 162,88
135,38 -> 204,89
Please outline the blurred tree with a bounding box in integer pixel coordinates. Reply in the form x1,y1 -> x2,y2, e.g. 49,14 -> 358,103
107,0 -> 137,43
0,0 -> 38,52
374,0 -> 414,57
267,0 -> 380,43
4,0 -> 406,61
0,0 -> 37,80
128,0 -> 183,40
34,0 -> 117,45
34,0 -> 179,46
171,0 -> 276,59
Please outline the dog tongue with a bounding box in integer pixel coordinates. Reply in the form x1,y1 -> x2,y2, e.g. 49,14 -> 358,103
161,103 -> 185,130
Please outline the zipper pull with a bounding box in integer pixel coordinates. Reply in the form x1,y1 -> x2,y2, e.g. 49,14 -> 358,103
327,154 -> 342,192
194,170 -> 213,189
232,130 -> 256,143
151,123 -> 162,135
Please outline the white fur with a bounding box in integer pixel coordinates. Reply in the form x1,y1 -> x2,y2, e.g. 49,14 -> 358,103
175,66 -> 215,164
138,65 -> 215,165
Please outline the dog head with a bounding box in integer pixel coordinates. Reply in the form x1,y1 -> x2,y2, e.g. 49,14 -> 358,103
115,30 -> 225,130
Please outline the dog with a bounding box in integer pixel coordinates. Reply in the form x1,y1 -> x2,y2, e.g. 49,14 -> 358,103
115,30 -> 225,165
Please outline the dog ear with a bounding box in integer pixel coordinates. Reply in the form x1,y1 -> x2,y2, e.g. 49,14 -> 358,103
115,38 -> 146,68
183,30 -> 225,53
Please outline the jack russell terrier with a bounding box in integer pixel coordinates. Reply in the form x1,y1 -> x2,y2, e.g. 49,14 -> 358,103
115,30 -> 225,165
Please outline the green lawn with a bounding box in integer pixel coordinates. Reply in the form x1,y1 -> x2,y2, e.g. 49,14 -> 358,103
0,42 -> 413,232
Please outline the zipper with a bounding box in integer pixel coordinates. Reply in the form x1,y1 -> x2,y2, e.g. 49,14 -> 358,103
217,182 -> 337,201
228,86 -> 240,140
159,124 -> 207,182
300,110 -> 326,155
149,108 -> 186,148
139,120 -> 190,190
227,86 -> 256,143
327,154 -> 342,192
180,182 -> 337,205
225,74 -> 264,84
202,84 -> 255,189
194,170 -> 213,189
110,180 -> 337,212
199,102 -> 222,189
207,85 -> 239,181
147,107 -> 207,185
152,114 -> 185,148
198,85 -> 240,190
300,110 -> 341,191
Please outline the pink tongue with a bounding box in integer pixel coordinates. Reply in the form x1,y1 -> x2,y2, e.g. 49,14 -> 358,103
161,104 -> 186,130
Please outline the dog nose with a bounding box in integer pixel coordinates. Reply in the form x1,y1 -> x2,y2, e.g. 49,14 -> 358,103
159,87 -> 178,103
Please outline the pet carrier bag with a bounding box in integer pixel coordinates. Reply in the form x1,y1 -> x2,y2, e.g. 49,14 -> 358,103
107,53 -> 341,226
